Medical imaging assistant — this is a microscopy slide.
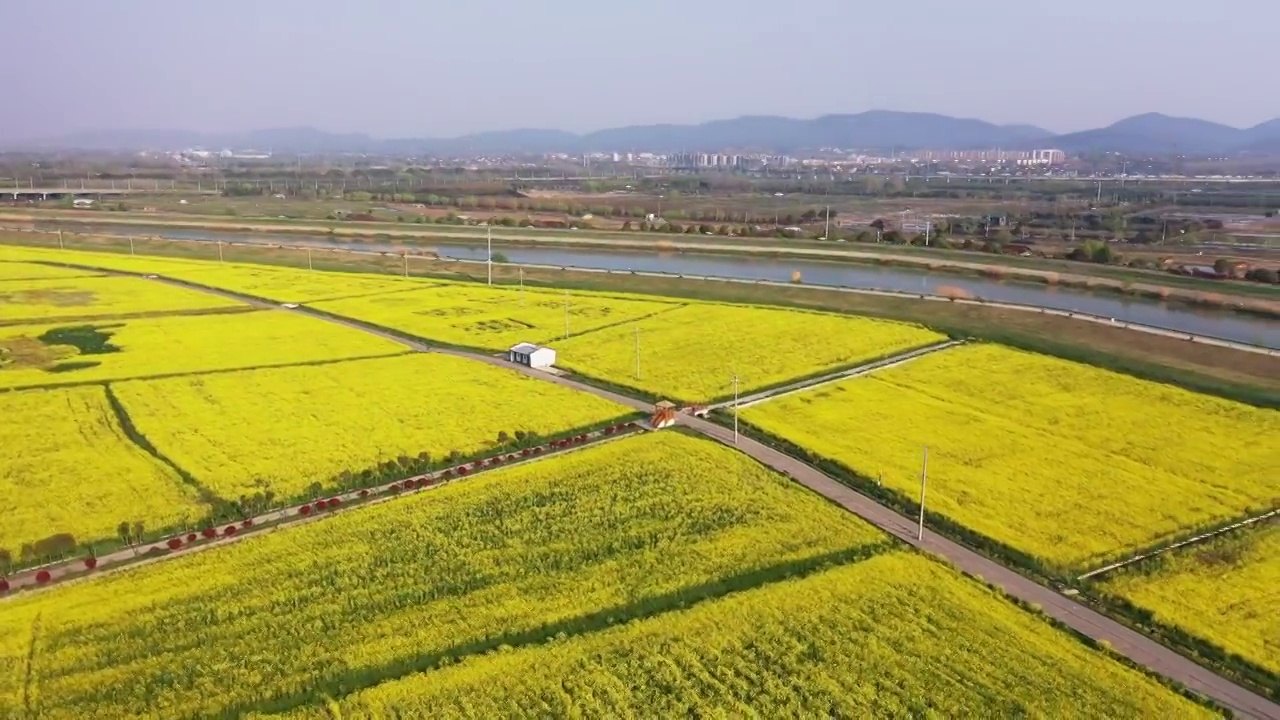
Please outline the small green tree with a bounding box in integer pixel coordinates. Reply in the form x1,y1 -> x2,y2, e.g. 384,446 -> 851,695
131,521 -> 145,545
118,521 -> 132,546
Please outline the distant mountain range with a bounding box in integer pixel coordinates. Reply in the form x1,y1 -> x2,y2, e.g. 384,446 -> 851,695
9,111 -> 1280,157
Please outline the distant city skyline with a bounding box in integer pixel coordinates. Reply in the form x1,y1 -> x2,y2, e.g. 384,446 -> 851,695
2,0 -> 1275,141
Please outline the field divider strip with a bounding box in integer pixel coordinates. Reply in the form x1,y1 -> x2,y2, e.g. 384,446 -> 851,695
21,612 -> 41,717
0,304 -> 257,328
531,301 -> 690,346
1077,509 -> 1279,581
102,384 -> 227,508
1,351 -> 415,393
291,282 -> 449,305
711,338 -> 965,410
224,540 -> 901,720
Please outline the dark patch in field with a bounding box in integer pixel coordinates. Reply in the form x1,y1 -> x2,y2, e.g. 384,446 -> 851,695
37,324 -> 122,355
0,288 -> 97,307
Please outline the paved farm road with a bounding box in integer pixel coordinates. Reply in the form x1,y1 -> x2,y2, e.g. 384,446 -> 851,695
37,265 -> 1280,720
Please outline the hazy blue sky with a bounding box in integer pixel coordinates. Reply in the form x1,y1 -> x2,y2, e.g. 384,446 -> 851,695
3,0 -> 1275,139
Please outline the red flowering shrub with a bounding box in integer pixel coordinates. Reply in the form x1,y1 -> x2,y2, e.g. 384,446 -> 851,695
471,460 -> 483,468
187,533 -> 198,542
0,579 -> 9,593
521,448 -> 531,456
224,525 -> 237,536
84,557 -> 99,569
359,489 -> 370,497
328,497 -> 341,507
167,538 -> 183,550
242,519 -> 253,528
202,527 -> 218,539
299,505 -> 313,516
36,570 -> 51,584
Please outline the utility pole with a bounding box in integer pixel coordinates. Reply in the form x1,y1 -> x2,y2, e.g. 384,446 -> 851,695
563,289 -> 569,339
129,236 -> 135,255
486,225 -> 493,286
518,267 -> 524,305
917,446 -> 929,541
732,374 -> 740,445
634,326 -> 641,379
217,240 -> 223,262
57,230 -> 64,250
1096,181 -> 1102,205
307,248 -> 313,271
403,252 -> 408,277
824,205 -> 831,240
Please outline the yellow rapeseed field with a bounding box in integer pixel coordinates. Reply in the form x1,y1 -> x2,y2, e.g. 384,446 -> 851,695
311,283 -> 679,350
0,432 -> 888,720
267,552 -> 1211,720
742,343 -> 1280,570
155,263 -> 432,303
0,310 -> 406,390
0,386 -> 207,556
113,354 -> 634,500
1100,522 -> 1280,674
0,261 -> 102,280
556,302 -> 946,402
0,275 -> 244,322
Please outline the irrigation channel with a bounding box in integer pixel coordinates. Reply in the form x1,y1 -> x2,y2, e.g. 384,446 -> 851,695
29,221 -> 1280,349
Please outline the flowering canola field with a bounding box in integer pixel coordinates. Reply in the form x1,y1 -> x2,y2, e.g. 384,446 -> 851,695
1100,522 -> 1280,674
0,386 -> 207,556
742,344 -> 1280,570
0,432 -> 888,720
268,552 -> 1211,720
0,275 -> 244,322
556,303 -> 946,402
311,283 -> 679,350
113,354 -> 634,499
0,310 -> 406,390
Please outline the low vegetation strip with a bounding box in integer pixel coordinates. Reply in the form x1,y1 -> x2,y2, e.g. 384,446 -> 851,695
1099,521 -> 1280,678
261,552 -> 1212,720
0,275 -> 244,323
554,302 -> 948,404
0,432 -> 888,720
310,282 -> 682,351
741,343 -> 1280,572
111,354 -> 635,501
0,261 -> 102,281
0,386 -> 208,558
0,311 -> 406,390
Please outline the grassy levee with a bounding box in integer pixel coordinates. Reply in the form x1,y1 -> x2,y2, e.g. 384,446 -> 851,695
7,207 -> 1278,302
3,231 -> 1277,407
